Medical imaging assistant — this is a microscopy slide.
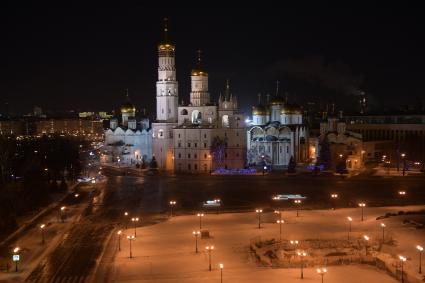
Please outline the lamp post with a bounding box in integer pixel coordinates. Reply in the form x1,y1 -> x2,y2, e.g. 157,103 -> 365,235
297,251 -> 307,279
192,231 -> 200,253
276,220 -> 284,242
290,240 -> 299,257
60,206 -> 66,223
380,223 -> 386,243
363,235 -> 370,256
347,217 -> 352,240
117,230 -> 122,251
358,202 -> 366,221
417,245 -> 423,274
317,268 -> 327,283
124,211 -> 129,229
255,209 -> 263,229
294,200 -> 302,217
401,153 -> 406,176
131,217 -> 139,237
127,235 -> 135,258
214,198 -> 221,214
169,200 -> 176,217
219,263 -> 224,283
13,247 -> 20,272
208,154 -> 212,174
330,193 -> 338,209
40,224 -> 46,244
206,245 -> 214,271
197,213 -> 204,230
399,255 -> 406,283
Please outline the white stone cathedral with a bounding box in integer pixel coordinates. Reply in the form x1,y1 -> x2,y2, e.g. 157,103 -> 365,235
246,86 -> 309,168
152,20 -> 246,172
103,91 -> 153,165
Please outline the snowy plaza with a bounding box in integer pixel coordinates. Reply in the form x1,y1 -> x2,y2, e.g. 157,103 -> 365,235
110,205 -> 425,283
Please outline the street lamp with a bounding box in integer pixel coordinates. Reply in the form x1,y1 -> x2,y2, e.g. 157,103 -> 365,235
40,224 -> 46,244
124,211 -> 129,229
290,240 -> 299,256
358,202 -> 366,221
401,153 -> 406,176
169,200 -> 176,217
294,200 -> 302,217
219,263 -> 224,283
208,154 -> 212,174
13,247 -> 20,272
131,217 -> 139,237
74,193 -> 79,198
205,245 -> 214,271
60,206 -> 66,223
363,235 -> 370,256
330,193 -> 338,209
347,217 -> 352,240
380,223 -> 386,243
127,235 -> 135,258
192,231 -> 200,253
399,255 -> 406,283
214,198 -> 221,214
417,245 -> 423,274
297,251 -> 307,279
197,213 -> 204,230
317,268 -> 327,283
117,230 -> 122,251
255,209 -> 263,229
276,220 -> 284,242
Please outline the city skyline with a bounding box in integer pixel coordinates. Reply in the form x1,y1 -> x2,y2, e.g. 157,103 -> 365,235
3,2 -> 425,115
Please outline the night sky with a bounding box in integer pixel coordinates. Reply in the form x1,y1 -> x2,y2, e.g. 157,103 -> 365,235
3,2 -> 425,116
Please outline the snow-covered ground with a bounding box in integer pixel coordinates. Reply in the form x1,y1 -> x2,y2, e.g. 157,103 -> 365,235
110,205 -> 425,282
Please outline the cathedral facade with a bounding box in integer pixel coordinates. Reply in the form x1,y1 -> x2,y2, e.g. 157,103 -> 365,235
152,20 -> 246,172
246,92 -> 309,169
103,93 -> 153,165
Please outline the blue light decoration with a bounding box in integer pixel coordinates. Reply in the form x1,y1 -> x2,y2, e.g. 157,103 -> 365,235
213,168 -> 257,175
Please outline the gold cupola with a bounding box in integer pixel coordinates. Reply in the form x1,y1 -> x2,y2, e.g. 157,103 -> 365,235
191,49 -> 208,76
120,90 -> 136,114
158,18 -> 175,53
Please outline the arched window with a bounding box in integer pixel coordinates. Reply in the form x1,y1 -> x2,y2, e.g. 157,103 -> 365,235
222,115 -> 229,127
192,110 -> 202,124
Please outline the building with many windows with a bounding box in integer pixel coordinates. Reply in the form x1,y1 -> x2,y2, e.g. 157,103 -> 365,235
152,20 -> 246,172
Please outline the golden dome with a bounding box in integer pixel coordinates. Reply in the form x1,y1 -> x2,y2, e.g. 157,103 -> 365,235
121,102 -> 135,114
270,96 -> 285,105
158,43 -> 175,51
281,104 -> 302,115
252,105 -> 266,115
191,68 -> 208,76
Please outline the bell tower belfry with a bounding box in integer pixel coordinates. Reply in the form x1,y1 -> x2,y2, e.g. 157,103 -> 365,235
152,18 -> 179,171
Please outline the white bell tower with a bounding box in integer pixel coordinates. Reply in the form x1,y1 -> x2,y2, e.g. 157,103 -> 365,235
152,18 -> 178,171
155,18 -> 178,122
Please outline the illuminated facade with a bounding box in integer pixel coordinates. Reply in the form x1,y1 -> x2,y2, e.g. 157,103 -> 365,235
103,92 -> 153,165
152,20 -> 246,172
317,117 -> 363,170
152,19 -> 178,170
246,89 -> 309,168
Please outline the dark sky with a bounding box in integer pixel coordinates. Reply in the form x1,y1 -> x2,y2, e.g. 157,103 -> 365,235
3,2 -> 425,115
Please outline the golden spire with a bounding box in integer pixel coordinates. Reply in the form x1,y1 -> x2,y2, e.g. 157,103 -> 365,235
197,49 -> 202,66
191,49 -> 208,76
158,17 -> 175,52
163,17 -> 168,42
